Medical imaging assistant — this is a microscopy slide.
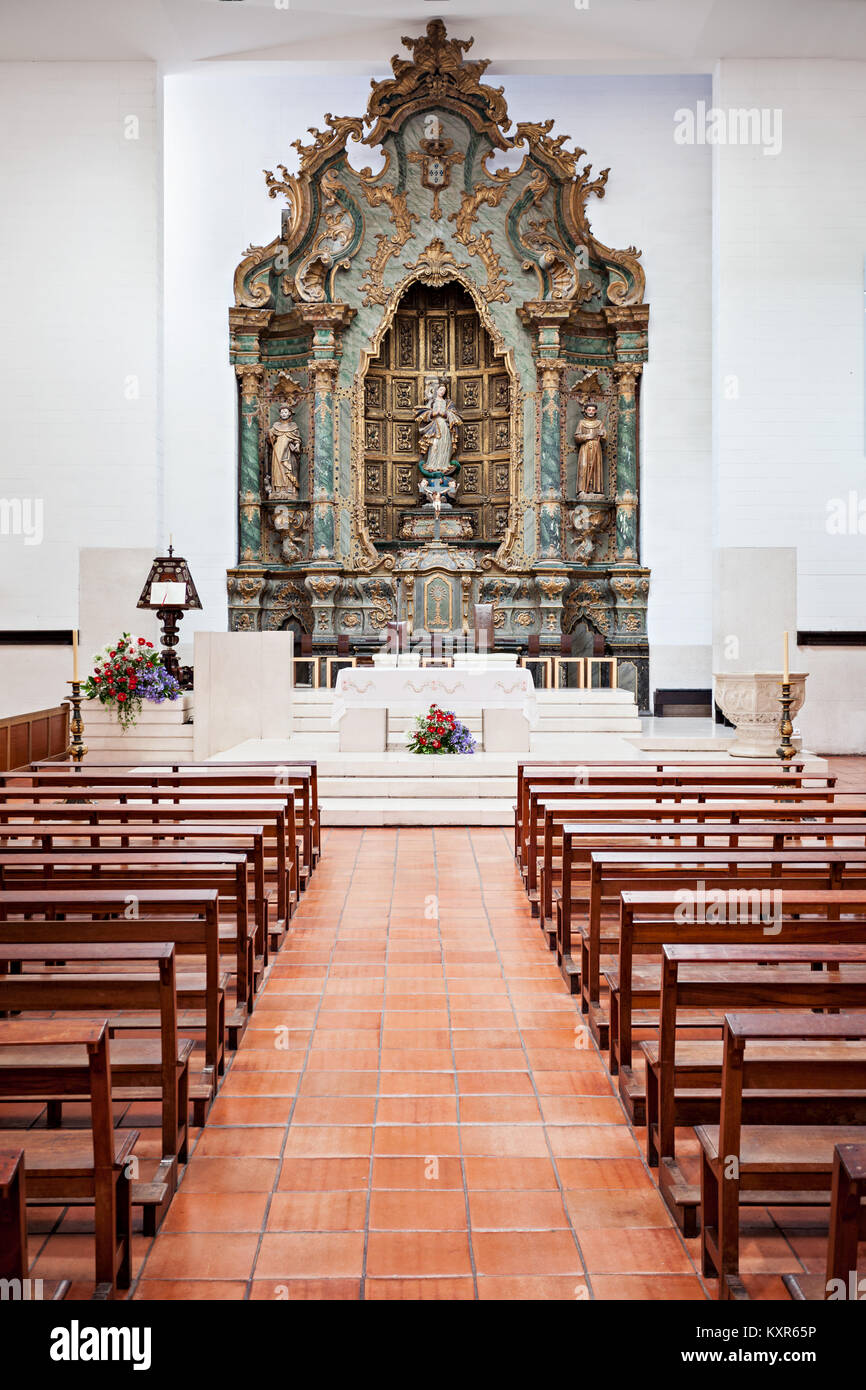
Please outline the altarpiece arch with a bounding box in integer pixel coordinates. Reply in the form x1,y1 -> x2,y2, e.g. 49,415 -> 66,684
227,19 -> 650,703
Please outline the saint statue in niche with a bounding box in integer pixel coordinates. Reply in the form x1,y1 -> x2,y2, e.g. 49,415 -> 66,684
268,404 -> 302,498
416,379 -> 461,476
416,378 -> 461,505
575,401 -> 606,496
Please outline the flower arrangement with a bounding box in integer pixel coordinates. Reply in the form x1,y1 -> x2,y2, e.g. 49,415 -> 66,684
407,703 -> 477,755
83,632 -> 180,730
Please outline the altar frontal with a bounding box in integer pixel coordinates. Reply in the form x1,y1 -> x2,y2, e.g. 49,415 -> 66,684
332,664 -> 537,752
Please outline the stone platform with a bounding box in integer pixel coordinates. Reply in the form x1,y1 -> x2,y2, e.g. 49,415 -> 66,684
211,685 -> 642,823
80,693 -> 194,765
209,744 -> 640,826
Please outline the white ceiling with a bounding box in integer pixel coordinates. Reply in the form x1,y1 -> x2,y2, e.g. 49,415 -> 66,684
2,0 -> 865,70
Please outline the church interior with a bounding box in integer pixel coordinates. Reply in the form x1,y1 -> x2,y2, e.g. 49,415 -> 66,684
1,0 -> 866,1340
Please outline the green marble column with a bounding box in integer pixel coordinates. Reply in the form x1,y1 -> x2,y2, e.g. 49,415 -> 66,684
311,359 -> 337,561
538,362 -> 564,562
236,365 -> 263,564
614,364 -> 641,562
299,304 -> 356,568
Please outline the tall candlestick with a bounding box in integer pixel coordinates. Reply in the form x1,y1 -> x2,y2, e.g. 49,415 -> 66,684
72,627 -> 79,682
783,630 -> 789,683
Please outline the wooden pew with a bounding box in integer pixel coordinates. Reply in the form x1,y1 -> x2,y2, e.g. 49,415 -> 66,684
531,785 -> 842,926
0,942 -> 189,1233
0,887 -> 225,1111
644,942 -> 866,1232
0,822 -> 272,953
209,761 -> 320,867
0,1019 -> 137,1295
609,888 -> 866,1092
37,758 -> 322,869
24,759 -> 320,880
9,765 -> 315,898
698,1012 -> 866,1300
0,1149 -> 69,1300
569,847 -> 866,1023
514,758 -> 818,867
784,1143 -> 866,1300
0,801 -> 290,944
558,821 -> 866,1013
0,790 -> 296,933
517,764 -> 825,889
0,851 -> 257,1014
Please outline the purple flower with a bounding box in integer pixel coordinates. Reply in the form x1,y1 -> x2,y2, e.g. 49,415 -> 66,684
138,665 -> 180,704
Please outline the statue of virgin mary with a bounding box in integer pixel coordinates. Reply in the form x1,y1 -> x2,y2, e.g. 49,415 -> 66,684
415,379 -> 461,481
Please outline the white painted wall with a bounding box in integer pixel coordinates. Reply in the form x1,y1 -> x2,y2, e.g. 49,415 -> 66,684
162,70 -> 373,660
0,61 -> 159,711
713,59 -> 866,749
503,76 -> 714,698
3,56 -> 862,748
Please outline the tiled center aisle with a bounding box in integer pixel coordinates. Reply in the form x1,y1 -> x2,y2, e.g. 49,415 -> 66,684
133,827 -> 706,1300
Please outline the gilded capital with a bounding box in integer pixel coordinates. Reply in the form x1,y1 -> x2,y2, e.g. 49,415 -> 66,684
614,363 -> 642,399
235,364 -> 264,399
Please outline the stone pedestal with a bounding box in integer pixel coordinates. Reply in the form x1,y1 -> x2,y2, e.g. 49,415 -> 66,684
339,707 -> 387,752
714,671 -> 807,758
452,654 -> 518,669
399,507 -> 472,542
193,631 -> 293,759
372,653 -> 422,668
483,708 -> 530,752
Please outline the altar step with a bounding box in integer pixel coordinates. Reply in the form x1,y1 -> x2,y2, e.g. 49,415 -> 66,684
212,731 -> 646,825
290,685 -> 642,752
209,685 -> 643,825
81,695 -> 195,765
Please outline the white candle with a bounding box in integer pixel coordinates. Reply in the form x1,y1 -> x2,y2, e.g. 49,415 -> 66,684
150,581 -> 186,607
72,627 -> 79,682
783,630 -> 789,683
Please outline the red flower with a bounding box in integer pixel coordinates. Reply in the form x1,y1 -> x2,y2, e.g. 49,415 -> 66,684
138,638 -> 145,645
93,677 -> 101,685
146,641 -> 153,648
117,693 -> 126,702
433,740 -> 440,748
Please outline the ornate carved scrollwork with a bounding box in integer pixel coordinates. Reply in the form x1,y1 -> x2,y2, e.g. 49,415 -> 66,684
229,19 -> 650,654
272,507 -> 309,564
364,19 -> 511,149
358,179 -> 420,306
448,184 -> 513,303
233,242 -> 280,309
403,238 -> 468,287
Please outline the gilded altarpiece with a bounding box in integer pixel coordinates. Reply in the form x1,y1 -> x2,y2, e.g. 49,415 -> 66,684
227,20 -> 651,704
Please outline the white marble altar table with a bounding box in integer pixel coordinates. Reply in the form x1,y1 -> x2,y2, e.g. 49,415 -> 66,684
332,665 -> 537,725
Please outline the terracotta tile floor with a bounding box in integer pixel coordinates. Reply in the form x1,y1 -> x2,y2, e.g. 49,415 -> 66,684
125,825 -> 716,1300
25,777 -> 862,1300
